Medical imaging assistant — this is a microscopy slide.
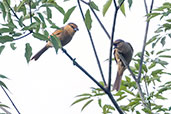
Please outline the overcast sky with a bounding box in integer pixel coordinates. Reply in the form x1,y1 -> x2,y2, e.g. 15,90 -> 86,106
0,0 -> 170,114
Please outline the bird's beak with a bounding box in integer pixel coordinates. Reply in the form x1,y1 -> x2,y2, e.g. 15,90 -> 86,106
74,28 -> 79,31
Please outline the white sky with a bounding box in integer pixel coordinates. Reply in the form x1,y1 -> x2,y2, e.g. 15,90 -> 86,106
0,0 -> 170,114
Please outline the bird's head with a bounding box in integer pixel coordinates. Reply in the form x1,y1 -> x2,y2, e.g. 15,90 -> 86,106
64,23 -> 79,36
113,39 -> 124,47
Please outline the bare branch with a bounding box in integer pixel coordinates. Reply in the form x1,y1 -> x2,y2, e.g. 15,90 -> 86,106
77,0 -> 107,86
138,0 -> 154,82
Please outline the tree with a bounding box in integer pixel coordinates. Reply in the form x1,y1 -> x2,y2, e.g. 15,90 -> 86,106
0,0 -> 170,114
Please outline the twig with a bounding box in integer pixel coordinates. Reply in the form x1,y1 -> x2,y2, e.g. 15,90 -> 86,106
5,0 -> 26,27
77,0 -> 107,86
144,75 -> 152,110
79,0 -> 111,39
61,48 -> 106,92
13,31 -> 33,41
118,53 -> 149,109
61,48 -> 124,114
1,86 -> 21,114
138,0 -> 154,82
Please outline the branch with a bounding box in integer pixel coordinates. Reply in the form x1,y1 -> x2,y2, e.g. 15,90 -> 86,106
61,48 -> 106,92
61,48 -> 124,114
77,0 -> 107,86
108,0 -> 125,91
118,53 -> 149,109
1,86 -> 21,114
138,0 -> 154,82
13,31 -> 33,41
80,0 -> 111,39
5,0 -> 26,27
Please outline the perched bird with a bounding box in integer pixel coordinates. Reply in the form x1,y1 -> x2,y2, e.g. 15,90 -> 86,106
113,39 -> 133,91
31,23 -> 78,61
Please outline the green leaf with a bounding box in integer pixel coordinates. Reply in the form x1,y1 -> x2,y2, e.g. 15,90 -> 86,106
148,62 -> 156,69
55,3 -> 65,15
10,43 -> 16,50
90,1 -> 99,11
71,97 -> 90,106
0,2 -> 6,20
25,43 -> 32,63
146,35 -> 158,46
63,6 -> 76,24
154,94 -> 167,100
156,49 -> 171,55
98,98 -> 102,108
0,28 -> 13,34
38,13 -> 45,23
142,64 -> 148,73
128,0 -> 133,8
0,80 -> 8,90
159,55 -> 171,58
119,2 -> 126,16
46,7 -> 52,19
85,9 -> 92,30
160,36 -> 166,46
81,99 -> 93,111
32,32 -> 48,41
76,93 -> 92,97
0,45 -> 5,54
0,74 -> 8,79
49,35 -> 61,54
103,0 -> 112,16
0,36 -> 13,44
117,95 -> 127,101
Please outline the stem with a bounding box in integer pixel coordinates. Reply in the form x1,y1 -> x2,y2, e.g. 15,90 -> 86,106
14,31 -> 33,41
77,0 -> 107,86
138,0 -> 154,82
1,86 -> 21,114
89,6 -> 110,39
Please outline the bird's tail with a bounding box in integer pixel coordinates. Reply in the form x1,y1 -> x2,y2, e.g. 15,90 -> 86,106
31,45 -> 49,61
113,67 -> 125,91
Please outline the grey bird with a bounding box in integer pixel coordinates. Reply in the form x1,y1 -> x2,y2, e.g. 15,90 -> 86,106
113,39 -> 133,91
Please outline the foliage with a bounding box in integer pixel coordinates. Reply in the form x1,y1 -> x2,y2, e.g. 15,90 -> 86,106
0,0 -> 170,114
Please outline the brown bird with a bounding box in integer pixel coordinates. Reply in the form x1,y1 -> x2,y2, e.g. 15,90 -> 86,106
113,39 -> 133,91
31,23 -> 78,61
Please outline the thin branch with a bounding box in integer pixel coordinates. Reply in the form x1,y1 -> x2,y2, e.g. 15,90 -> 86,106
13,31 -> 33,41
77,0 -> 107,86
61,48 -> 106,92
5,0 -> 26,27
138,0 -> 154,82
118,53 -> 149,109
62,48 -> 124,114
1,86 -> 21,114
108,0 -> 122,91
89,7 -> 111,39
144,75 -> 152,110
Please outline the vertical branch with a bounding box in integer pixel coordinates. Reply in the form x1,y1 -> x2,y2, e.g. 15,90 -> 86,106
77,0 -> 107,86
138,0 -> 154,82
108,0 -> 125,91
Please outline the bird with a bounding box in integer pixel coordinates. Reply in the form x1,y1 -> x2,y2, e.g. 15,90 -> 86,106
31,23 -> 78,61
113,39 -> 133,91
